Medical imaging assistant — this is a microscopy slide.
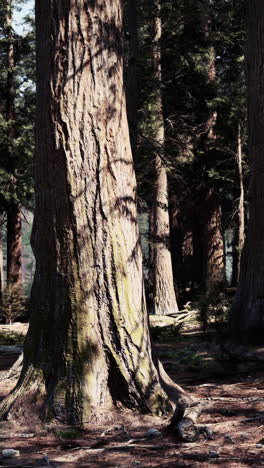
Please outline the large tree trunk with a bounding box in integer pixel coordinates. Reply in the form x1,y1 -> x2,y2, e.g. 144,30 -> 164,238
0,0 -> 190,425
6,204 -> 22,296
230,1 -> 264,344
150,0 -> 178,315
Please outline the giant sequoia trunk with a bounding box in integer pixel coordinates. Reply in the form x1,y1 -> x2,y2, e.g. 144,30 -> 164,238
150,0 -> 178,315
0,0 -> 176,424
230,1 -> 264,343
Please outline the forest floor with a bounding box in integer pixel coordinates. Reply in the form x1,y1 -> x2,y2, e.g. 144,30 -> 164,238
0,320 -> 264,467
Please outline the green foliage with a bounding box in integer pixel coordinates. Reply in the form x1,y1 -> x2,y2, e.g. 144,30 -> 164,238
197,283 -> 232,332
0,329 -> 24,344
0,0 -> 35,212
54,429 -> 81,440
150,322 -> 183,342
124,0 -> 247,293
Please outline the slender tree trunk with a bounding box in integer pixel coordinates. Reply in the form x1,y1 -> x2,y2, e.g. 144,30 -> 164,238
125,0 -> 138,157
231,124 -> 245,286
193,189 -> 224,292
169,193 -> 183,290
6,0 -> 14,130
0,0 -> 189,424
6,204 -> 22,296
150,0 -> 178,315
5,0 -> 23,296
230,1 -> 264,343
0,226 -> 3,299
203,189 -> 225,287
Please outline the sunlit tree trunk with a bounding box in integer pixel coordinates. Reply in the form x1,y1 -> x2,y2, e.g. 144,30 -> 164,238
230,1 -> 264,343
0,0 -> 173,424
125,0 -> 138,157
150,0 -> 178,315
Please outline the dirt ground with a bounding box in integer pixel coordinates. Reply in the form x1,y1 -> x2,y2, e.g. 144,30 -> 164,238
0,322 -> 263,467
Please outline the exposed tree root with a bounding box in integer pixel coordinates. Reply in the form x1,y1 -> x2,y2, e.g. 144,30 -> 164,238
0,353 -> 23,382
0,365 -> 45,423
157,360 -> 206,441
0,355 -> 206,440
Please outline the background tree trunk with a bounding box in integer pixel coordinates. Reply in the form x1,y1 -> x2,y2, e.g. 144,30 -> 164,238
193,6 -> 224,294
5,1 -> 22,297
6,204 -> 22,296
125,0 -> 138,158
0,226 -> 3,299
150,0 -> 178,315
193,189 -> 224,292
230,1 -> 264,343
231,124 -> 245,286
0,0 -> 172,424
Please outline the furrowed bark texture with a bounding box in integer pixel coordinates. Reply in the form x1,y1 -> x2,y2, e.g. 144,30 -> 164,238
230,1 -> 264,343
0,0 -> 171,424
150,0 -> 178,315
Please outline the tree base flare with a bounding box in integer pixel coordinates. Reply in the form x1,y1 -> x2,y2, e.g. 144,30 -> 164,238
0,358 -> 204,437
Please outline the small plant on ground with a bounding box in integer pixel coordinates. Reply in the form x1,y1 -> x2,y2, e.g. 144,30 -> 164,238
0,330 -> 25,345
0,288 -> 27,324
198,280 -> 231,332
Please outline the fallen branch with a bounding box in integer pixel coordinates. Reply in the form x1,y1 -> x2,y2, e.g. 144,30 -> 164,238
202,396 -> 264,402
157,360 -> 206,441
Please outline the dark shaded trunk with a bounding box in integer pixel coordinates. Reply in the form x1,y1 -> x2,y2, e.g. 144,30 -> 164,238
193,189 -> 224,292
5,1 -> 22,296
192,4 -> 224,295
170,194 -> 184,289
6,204 -> 22,295
0,227 -> 3,299
230,1 -> 264,343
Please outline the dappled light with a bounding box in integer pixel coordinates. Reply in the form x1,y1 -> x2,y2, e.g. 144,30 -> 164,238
0,0 -> 263,466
